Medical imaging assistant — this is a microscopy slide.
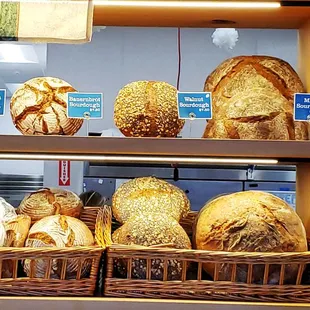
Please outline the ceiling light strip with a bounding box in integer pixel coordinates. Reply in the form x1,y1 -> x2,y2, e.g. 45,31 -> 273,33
93,1 -> 281,8
0,153 -> 278,165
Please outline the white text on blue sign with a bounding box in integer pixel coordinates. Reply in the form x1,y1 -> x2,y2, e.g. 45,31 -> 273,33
294,93 -> 310,121
67,92 -> 103,119
177,92 -> 212,120
0,89 -> 6,116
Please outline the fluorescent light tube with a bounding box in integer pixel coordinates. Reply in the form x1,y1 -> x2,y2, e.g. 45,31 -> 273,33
0,153 -> 278,165
93,1 -> 281,8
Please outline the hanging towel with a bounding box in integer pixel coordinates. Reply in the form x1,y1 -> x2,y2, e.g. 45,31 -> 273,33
0,0 -> 93,43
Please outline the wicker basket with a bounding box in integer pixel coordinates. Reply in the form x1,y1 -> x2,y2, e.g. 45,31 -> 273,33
0,206 -> 104,296
99,208 -> 310,302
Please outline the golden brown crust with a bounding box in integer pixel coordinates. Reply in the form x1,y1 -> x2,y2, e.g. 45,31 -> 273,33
115,213 -> 191,249
194,191 -> 307,283
114,81 -> 184,137
195,191 -> 307,252
18,188 -> 83,222
10,77 -> 83,136
112,177 -> 190,224
4,215 -> 31,247
203,56 -> 308,140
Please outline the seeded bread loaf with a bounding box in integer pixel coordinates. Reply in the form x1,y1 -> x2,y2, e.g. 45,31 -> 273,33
114,81 -> 184,137
112,177 -> 190,224
10,77 -> 83,135
203,56 -> 309,140
112,213 -> 191,280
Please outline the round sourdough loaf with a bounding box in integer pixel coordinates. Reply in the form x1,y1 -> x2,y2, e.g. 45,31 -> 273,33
203,55 -> 309,140
194,191 -> 307,284
112,213 -> 191,280
114,81 -> 184,137
10,77 -> 83,135
112,177 -> 190,224
24,215 -> 94,279
18,188 -> 83,223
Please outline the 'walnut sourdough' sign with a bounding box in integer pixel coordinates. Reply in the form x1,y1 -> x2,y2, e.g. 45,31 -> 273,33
177,92 -> 212,120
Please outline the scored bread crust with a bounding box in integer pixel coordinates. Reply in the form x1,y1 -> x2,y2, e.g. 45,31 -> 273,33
114,81 -> 185,137
24,215 -> 94,279
203,56 -> 309,140
10,77 -> 83,135
18,188 -> 83,223
194,191 -> 307,283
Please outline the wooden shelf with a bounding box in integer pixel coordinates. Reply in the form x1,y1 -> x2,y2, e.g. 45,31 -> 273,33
0,297 -> 309,310
1,135 -> 310,163
93,3 -> 310,29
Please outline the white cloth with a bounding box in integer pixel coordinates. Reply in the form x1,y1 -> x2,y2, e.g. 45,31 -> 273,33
18,0 -> 93,43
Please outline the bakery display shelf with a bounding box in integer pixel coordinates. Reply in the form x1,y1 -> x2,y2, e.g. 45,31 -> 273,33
0,296 -> 310,310
1,135 -> 310,163
93,2 -> 310,29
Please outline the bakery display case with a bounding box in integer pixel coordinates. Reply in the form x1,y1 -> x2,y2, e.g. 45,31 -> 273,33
2,0 -> 310,309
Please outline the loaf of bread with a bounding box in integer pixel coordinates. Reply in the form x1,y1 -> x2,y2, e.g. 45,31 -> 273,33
114,81 -> 184,137
4,215 -> 31,247
112,213 -> 191,280
24,215 -> 94,279
2,215 -> 31,278
18,188 -> 83,223
10,77 -> 83,135
203,56 -> 309,140
112,177 -> 190,224
194,191 -> 307,284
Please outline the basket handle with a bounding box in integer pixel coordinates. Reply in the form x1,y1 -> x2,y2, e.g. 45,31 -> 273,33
95,205 -> 112,248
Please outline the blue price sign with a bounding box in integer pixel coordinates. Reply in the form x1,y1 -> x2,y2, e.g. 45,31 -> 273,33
294,93 -> 310,121
0,89 -> 6,116
177,92 -> 212,119
67,92 -> 103,119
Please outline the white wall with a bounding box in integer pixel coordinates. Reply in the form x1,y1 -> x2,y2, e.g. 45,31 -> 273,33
0,27 -> 298,176
47,27 -> 298,138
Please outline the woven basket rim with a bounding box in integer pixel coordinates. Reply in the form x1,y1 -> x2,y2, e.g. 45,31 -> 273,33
108,243 -> 310,258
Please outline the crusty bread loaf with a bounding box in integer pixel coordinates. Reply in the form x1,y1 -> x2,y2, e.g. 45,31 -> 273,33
112,177 -> 190,224
194,191 -> 307,284
112,213 -> 191,280
4,215 -> 31,247
24,215 -> 94,279
18,188 -> 83,223
10,77 -> 83,135
203,56 -> 309,140
114,81 -> 184,137
2,215 -> 31,278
